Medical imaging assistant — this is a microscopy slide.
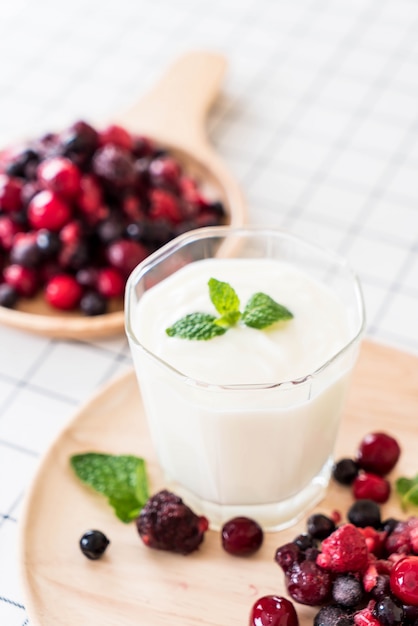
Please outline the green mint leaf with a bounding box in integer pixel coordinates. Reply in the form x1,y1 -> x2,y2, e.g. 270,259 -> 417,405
396,474 -> 418,510
215,310 -> 242,328
396,476 -> 416,497
208,278 -> 240,316
166,312 -> 227,340
242,292 -> 293,329
70,452 -> 149,523
405,484 -> 418,507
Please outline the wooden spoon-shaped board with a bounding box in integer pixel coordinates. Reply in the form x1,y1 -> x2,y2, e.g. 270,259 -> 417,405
0,51 -> 246,339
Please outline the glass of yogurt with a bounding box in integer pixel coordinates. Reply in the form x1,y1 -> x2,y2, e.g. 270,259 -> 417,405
125,227 -> 365,530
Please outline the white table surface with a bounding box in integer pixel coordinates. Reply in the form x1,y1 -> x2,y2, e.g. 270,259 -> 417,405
1,0 -> 418,623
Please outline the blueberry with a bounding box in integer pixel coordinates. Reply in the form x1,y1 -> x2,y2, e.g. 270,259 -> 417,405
0,283 -> 19,308
36,229 -> 61,257
307,513 -> 336,540
313,604 -> 353,625
373,596 -> 404,625
294,533 -> 317,551
332,574 -> 364,607
80,291 -> 108,316
347,499 -> 381,528
79,529 -> 110,560
332,458 -> 359,485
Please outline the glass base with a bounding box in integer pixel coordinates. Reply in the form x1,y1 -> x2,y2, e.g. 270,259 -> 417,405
164,460 -> 333,532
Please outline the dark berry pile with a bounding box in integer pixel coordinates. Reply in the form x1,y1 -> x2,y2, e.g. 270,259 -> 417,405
136,489 -> 209,555
0,121 -> 226,315
274,502 -> 418,625
332,432 -> 401,505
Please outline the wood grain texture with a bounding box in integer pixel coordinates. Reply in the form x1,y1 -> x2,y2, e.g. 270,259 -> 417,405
20,339 -> 418,625
0,51 -> 246,340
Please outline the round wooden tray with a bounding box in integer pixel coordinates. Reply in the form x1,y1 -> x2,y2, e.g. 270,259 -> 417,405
19,340 -> 418,625
0,51 -> 246,339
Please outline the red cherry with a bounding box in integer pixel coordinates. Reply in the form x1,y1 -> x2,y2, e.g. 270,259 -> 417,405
249,595 -> 299,626
352,473 -> 391,503
0,175 -> 23,212
37,156 -> 81,198
4,264 -> 38,297
45,274 -> 82,310
99,124 -> 133,151
28,190 -> 72,231
390,556 -> 418,606
106,239 -> 148,277
96,267 -> 125,298
0,216 -> 21,250
60,221 -> 81,246
356,432 -> 401,475
149,156 -> 181,188
221,517 -> 263,556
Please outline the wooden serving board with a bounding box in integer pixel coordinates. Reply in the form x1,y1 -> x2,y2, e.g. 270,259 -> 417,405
0,51 -> 246,340
19,340 -> 418,625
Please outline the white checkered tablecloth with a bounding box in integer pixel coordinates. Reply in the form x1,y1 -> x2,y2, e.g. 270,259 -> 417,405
1,0 -> 418,623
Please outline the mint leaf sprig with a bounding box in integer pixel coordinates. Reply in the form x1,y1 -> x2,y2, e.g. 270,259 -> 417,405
396,474 -> 418,511
166,277 -> 293,341
70,452 -> 149,523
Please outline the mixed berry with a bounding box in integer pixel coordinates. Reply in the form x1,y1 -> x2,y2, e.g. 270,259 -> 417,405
274,503 -> 418,624
332,432 -> 401,505
136,489 -> 209,555
0,121 -> 226,315
77,431 -> 412,625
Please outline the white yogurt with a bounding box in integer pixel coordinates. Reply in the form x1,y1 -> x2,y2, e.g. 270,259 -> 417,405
128,257 -> 360,529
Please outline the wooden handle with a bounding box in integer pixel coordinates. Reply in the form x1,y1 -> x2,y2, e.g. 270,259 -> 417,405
115,50 -> 227,157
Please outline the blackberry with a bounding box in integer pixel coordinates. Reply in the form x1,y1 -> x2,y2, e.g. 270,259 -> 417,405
332,574 -> 364,608
136,489 -> 209,555
347,499 -> 381,528
373,596 -> 404,625
79,529 -> 110,560
332,458 -> 359,485
307,513 -> 336,540
313,604 -> 353,625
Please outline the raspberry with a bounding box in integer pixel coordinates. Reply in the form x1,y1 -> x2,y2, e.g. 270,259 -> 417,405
352,473 -> 391,504
353,601 -> 380,626
136,490 -> 208,555
316,524 -> 369,573
148,188 -> 182,223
